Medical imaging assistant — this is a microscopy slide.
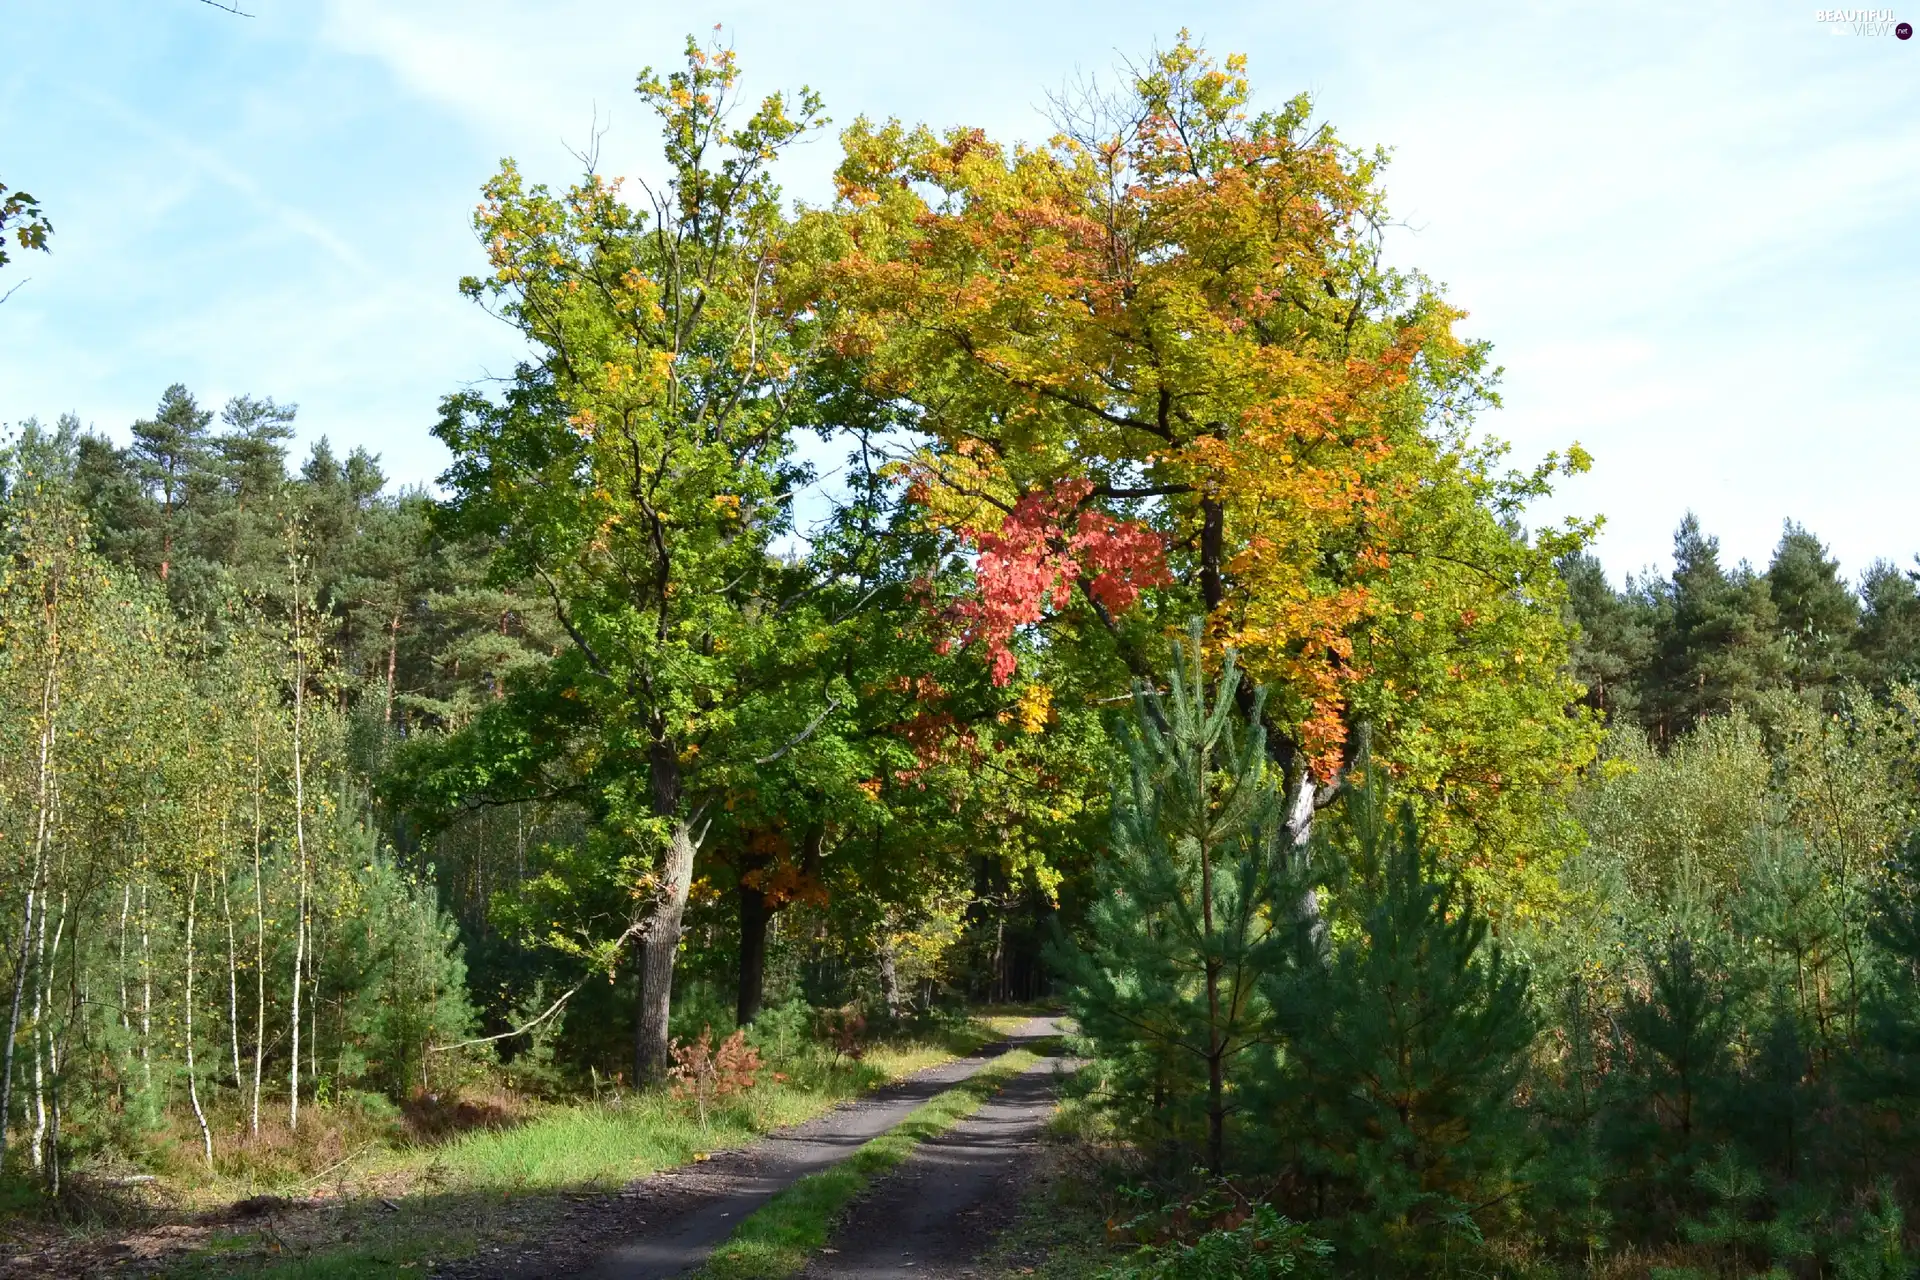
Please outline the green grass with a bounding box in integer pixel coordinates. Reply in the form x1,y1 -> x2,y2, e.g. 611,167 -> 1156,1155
148,1028 -> 1013,1279
426,1037 -> 986,1192
693,1048 -> 1042,1280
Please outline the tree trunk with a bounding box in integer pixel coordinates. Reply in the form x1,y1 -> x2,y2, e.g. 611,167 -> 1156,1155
383,610 -> 401,727
251,734 -> 265,1135
185,870 -> 213,1170
1283,764 -> 1327,953
2,615 -> 59,1167
635,817 -> 697,1084
1200,753 -> 1225,1178
38,895 -> 67,1192
634,738 -> 699,1086
876,934 -> 903,1022
139,881 -> 153,1096
222,866 -> 241,1088
289,561 -> 309,1131
2,830 -> 40,1169
118,882 -> 131,1035
29,880 -> 49,1170
736,879 -> 770,1028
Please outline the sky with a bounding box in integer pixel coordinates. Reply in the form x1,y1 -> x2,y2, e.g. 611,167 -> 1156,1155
1,0 -> 1915,585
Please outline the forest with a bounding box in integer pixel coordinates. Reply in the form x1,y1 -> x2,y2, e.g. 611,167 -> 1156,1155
6,32 -> 1920,1280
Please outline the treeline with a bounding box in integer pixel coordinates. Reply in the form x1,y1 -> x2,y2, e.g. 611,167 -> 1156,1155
1563,515 -> 1920,732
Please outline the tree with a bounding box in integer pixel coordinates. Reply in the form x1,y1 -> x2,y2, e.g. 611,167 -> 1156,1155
127,384 -> 218,589
1265,773 -> 1535,1269
1560,551 -> 1654,723
1058,625 -> 1310,1174
1644,515 -> 1786,741
1767,521 -> 1859,694
1856,559 -> 1920,691
806,34 -> 1596,911
423,34 -> 829,1083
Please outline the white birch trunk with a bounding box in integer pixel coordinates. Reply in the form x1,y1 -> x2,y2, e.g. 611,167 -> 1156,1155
251,732 -> 265,1136
139,880 -> 153,1096
118,882 -> 131,1035
30,878 -> 48,1169
222,864 -> 241,1088
1,607 -> 58,1166
1283,764 -> 1328,954
288,557 -> 309,1132
185,870 -> 214,1170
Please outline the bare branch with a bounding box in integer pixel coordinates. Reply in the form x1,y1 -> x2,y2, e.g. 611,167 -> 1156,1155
755,698 -> 842,766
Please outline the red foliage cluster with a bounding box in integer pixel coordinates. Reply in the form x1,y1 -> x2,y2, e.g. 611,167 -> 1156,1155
944,480 -> 1169,684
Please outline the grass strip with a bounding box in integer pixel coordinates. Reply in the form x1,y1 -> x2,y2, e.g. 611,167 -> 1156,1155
693,1047 -> 1043,1280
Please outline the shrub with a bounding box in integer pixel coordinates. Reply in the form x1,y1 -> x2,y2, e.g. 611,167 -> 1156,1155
669,1027 -> 763,1127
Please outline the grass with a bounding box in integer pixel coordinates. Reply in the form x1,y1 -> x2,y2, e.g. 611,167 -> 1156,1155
692,1047 -> 1041,1280
121,1022 -> 1013,1279
418,1036 -> 983,1194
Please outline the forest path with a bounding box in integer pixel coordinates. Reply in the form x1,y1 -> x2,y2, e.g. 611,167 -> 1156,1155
440,1015 -> 1066,1280
797,1051 -> 1068,1280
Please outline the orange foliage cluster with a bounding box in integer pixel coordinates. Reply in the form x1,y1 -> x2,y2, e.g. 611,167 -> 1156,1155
669,1026 -> 768,1127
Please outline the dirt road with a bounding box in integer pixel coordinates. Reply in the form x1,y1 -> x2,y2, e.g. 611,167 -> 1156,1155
442,1016 -> 1065,1280
798,1052 -> 1067,1279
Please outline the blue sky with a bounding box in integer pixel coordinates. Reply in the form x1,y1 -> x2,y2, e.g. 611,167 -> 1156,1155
2,1 -> 1914,583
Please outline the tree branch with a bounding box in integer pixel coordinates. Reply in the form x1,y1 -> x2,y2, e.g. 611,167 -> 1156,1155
755,698 -> 842,765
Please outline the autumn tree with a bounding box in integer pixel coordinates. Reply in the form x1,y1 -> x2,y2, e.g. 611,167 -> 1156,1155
803,35 -> 1595,906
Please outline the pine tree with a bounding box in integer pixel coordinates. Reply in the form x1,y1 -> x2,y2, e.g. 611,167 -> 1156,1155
1644,515 -> 1787,741
1559,551 -> 1655,723
1057,622 -> 1309,1176
1767,522 -> 1860,694
127,384 -> 217,589
1264,771 -> 1536,1270
1602,934 -> 1736,1218
1855,559 -> 1920,691
1857,831 -> 1920,1117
